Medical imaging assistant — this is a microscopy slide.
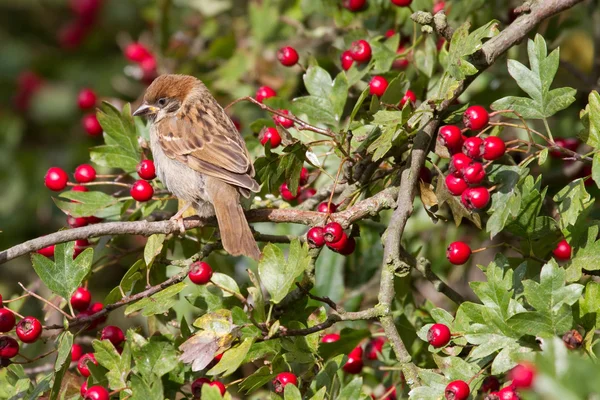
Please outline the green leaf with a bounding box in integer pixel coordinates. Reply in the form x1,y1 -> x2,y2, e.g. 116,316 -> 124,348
553,179 -> 593,231
447,20 -> 499,80
49,332 -> 73,400
239,366 -> 276,394
207,338 -> 254,376
284,382 -> 302,400
144,234 -> 165,268
380,74 -> 409,105
53,191 -> 118,218
124,281 -> 187,316
90,145 -> 140,172
211,272 -> 241,298
31,242 -> 93,300
485,165 -> 526,237
592,153 -> 600,188
414,36 -> 437,78
105,260 -> 144,304
577,282 -> 600,331
93,339 -> 130,389
337,377 -> 363,400
580,91 -> 600,148
129,334 -> 179,380
255,142 -> 307,195
258,240 -> 311,304
319,328 -> 370,360
434,355 -> 480,382
129,374 -> 163,400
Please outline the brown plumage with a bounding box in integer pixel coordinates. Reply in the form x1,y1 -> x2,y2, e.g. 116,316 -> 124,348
133,74 -> 261,260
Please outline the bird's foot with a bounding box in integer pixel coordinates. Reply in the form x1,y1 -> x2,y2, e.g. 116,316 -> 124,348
170,202 -> 192,235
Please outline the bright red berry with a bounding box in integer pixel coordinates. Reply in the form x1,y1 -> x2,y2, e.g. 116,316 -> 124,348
509,363 -> 535,389
307,227 -> 326,248
273,110 -> 294,128
82,114 -> 103,137
124,42 -> 152,63
497,386 -> 519,400
321,333 -> 340,343
463,136 -> 484,159
191,378 -> 211,397
341,50 -> 355,71
189,261 -> 213,285
433,1 -> 446,13
318,202 -> 337,213
445,175 -> 468,196
260,127 -> 282,149
446,241 -> 471,265
369,76 -> 389,97
439,126 -> 463,151
483,137 -> 506,160
130,180 -> 154,202
463,162 -> 486,185
445,380 -> 470,400
277,46 -> 299,67
101,325 -> 125,347
299,167 -> 309,186
280,183 -> 298,202
273,372 -> 298,394
74,239 -> 89,258
323,222 -> 344,244
45,167 -> 69,191
450,154 -> 473,177
77,88 -> 97,110
256,86 -> 276,103
72,185 -> 88,192
391,0 -> 412,6
427,323 -> 451,347
67,215 -> 88,228
210,381 -> 227,396
461,187 -> 490,210
80,381 -> 88,397
553,239 -> 572,261
463,105 -> 489,130
0,308 -> 16,332
77,353 -> 97,377
38,245 -> 55,258
71,343 -> 84,362
400,90 -> 416,107
83,385 -> 109,400
16,316 -> 42,343
0,336 -> 19,358
343,0 -> 367,11
385,29 -> 396,38
74,164 -> 96,183
366,337 -> 385,360
343,346 -> 364,374
137,160 -> 156,180
350,40 -> 372,63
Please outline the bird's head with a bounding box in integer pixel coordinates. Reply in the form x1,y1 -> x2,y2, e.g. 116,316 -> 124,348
133,74 -> 199,121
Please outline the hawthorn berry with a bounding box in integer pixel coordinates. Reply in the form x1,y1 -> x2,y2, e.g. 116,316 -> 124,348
71,343 -> 83,362
366,337 -> 385,360
255,86 -> 276,103
16,316 -> 42,343
0,308 -> 15,333
400,89 -> 416,107
299,167 -> 309,186
369,76 -> 389,97
84,386 -> 109,400
350,40 -> 372,63
481,376 -> 500,393
449,153 -> 473,177
551,137 -> 580,158
438,126 -> 463,150
461,187 -> 490,210
280,183 -> 299,201
393,46 -> 410,70
321,333 -> 340,343
101,325 -> 125,347
343,346 -> 364,374
77,353 -> 97,377
445,175 -> 468,196
433,1 -> 446,13
483,136 -> 506,160
70,0 -> 102,21
67,215 -> 88,228
340,51 -> 355,71
273,109 -> 294,128
124,42 -> 152,63
82,302 -> 107,329
0,336 -> 19,358
77,88 -> 97,110
298,187 -> 316,203
273,372 -> 298,394
57,20 -> 88,50
463,162 -> 486,185
80,381 -> 88,397
137,160 -> 156,180
419,167 -> 433,183
130,180 -> 154,202
260,127 -> 282,149
317,202 -> 337,213
323,222 -> 344,244
45,167 -> 69,191
74,164 -> 96,183
496,386 -> 519,400
277,46 -> 299,67
82,114 -> 103,137
307,227 -> 326,248
509,363 -> 535,389
427,323 -> 451,347
445,380 -> 470,400
391,0 -> 412,6
72,185 -> 88,192
140,56 -> 158,82
446,241 -> 471,265
463,105 -> 489,130
463,136 -> 484,159
337,236 -> 356,255
74,239 -> 89,257
189,261 -> 213,285
343,0 -> 367,11
38,245 -> 55,258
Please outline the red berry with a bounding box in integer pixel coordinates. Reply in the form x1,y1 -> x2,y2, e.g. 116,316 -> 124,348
463,136 -> 484,159
273,372 -> 298,394
280,183 -> 299,202
82,114 -> 103,137
140,56 -> 158,82
550,138 -> 580,158
0,336 -> 19,358
16,316 -> 42,343
45,167 -> 69,191
299,167 -> 310,186
481,376 -> 500,393
189,261 -> 213,285
74,164 -> 96,183
445,380 -> 470,400
82,302 -> 106,330
72,185 -> 88,192
74,239 -> 89,258
77,88 -> 97,110
307,227 -> 326,248
497,386 -> 519,400
210,381 -> 227,396
124,42 -> 152,63
463,162 -> 486,185
366,337 -> 385,360
343,346 -> 364,374
483,137 -> 506,160
231,117 -> 241,131
317,202 -> 337,213
392,46 -> 410,70
343,0 -> 367,11
256,86 -> 277,103
419,167 -> 432,183
385,29 -> 396,38
260,127 -> 282,149
400,90 -> 416,107
340,50 -> 355,71
337,236 -> 356,255
67,215 -> 88,228
71,343 -> 84,362
445,175 -> 468,196
191,378 -> 211,397
463,105 -> 489,130
38,245 -> 55,258
350,40 -> 372,63
446,241 -> 471,265
83,385 -> 109,400
323,222 -> 344,243
427,323 -> 451,347
101,325 -> 125,347
57,20 -> 88,50
439,126 -> 463,151
70,0 -> 101,21
461,187 -> 490,210
433,1 -> 445,13
552,239 -> 572,261
130,180 -> 154,202
321,333 -> 340,343
298,188 -> 316,203
369,76 -> 389,97
80,381 -> 88,397
277,46 -> 299,67
137,160 -> 156,180
391,0 -> 412,6
509,363 -> 535,389
273,109 -> 294,128
449,153 -> 473,177
0,308 -> 16,333
77,353 -> 97,377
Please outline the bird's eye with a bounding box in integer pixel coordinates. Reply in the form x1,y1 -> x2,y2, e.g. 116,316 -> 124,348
157,98 -> 167,107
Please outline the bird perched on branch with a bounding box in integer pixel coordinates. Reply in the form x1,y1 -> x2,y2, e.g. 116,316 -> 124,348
133,74 -> 261,260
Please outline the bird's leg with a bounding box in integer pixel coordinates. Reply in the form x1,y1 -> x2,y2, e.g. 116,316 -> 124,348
170,201 -> 192,235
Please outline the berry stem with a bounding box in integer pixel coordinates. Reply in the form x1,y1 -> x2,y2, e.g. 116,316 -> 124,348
67,181 -> 132,188
2,294 -> 30,303
18,283 -> 73,320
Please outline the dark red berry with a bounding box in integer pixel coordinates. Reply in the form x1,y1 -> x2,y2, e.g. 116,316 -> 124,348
449,153 -> 473,177
400,89 -> 416,107
391,0 -> 412,6
71,343 -> 83,362
550,138 -> 580,158
427,323 -> 451,347
273,372 -> 298,394
84,385 -> 109,400
317,202 -> 337,213
366,337 -> 385,360
481,376 -> 500,393
72,185 -> 88,192
321,333 -> 340,343
446,241 -> 471,265
483,136 -> 506,160
343,346 -> 364,374
57,20 -> 88,50
461,187 -> 490,210
260,127 -> 282,149
256,86 -> 276,103
463,162 -> 485,185
552,239 -> 571,261
189,261 -> 213,285
307,227 -> 326,248
67,215 -> 88,228
70,0 -> 102,20
393,46 -> 409,70
369,76 -> 389,97
78,88 -> 97,110
445,175 -> 468,196
191,378 -> 211,397
77,353 -> 97,377
277,46 -> 299,67
350,40 -> 372,63
419,167 -> 432,183
45,167 -> 69,191
74,239 -> 89,257
124,42 -> 152,63
463,105 -> 489,130
509,363 -> 535,389
273,109 -> 294,128
280,183 -> 298,202
130,180 -> 154,202
16,316 -> 42,343
0,336 -> 19,358
439,126 -> 463,151
0,308 -> 15,332
298,188 -> 316,203
463,136 -> 484,159
337,236 -> 356,255
101,325 -> 125,347
137,160 -> 156,180
323,222 -> 344,243
343,0 -> 367,11
38,245 -> 55,258
341,50 -> 355,70
445,380 -> 470,400
82,114 -> 103,137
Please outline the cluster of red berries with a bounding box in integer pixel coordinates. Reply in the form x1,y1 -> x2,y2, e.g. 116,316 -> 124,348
0,295 -> 43,361
131,159 -> 157,201
341,39 -> 372,70
306,220 -> 356,255
259,110 -> 295,150
343,0 -> 413,12
77,88 -> 103,137
124,42 -> 158,83
58,0 -> 102,50
369,73 -> 418,108
71,287 -> 107,330
279,167 -> 317,203
13,71 -> 44,112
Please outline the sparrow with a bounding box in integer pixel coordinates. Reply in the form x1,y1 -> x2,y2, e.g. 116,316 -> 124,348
133,74 -> 261,260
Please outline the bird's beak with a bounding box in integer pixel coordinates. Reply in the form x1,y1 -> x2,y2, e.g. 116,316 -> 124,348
133,103 -> 158,117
